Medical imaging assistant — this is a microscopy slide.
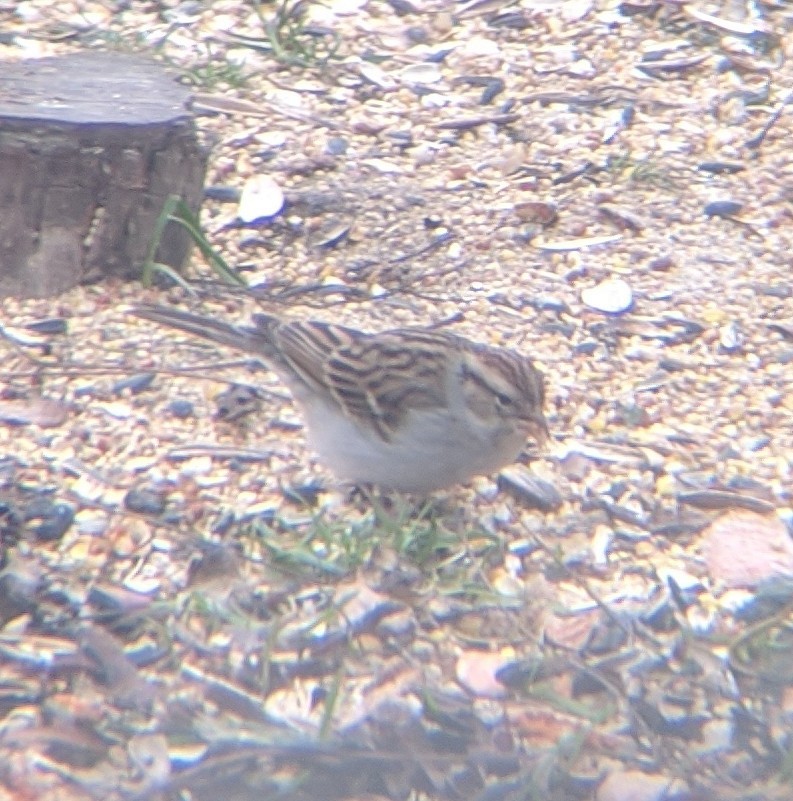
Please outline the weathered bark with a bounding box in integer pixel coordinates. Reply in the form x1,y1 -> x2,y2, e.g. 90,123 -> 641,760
0,52 -> 208,298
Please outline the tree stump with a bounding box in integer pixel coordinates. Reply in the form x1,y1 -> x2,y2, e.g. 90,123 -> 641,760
0,52 -> 208,298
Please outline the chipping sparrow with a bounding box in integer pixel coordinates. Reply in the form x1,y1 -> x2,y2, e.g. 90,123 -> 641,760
131,304 -> 547,492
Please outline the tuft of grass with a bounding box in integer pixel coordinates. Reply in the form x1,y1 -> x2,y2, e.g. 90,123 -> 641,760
603,152 -> 682,189
247,498 -> 504,583
181,42 -> 250,89
247,0 -> 341,68
83,29 -> 160,54
141,194 -> 248,289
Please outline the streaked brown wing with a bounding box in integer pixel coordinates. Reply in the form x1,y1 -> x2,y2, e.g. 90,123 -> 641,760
324,331 -> 450,441
256,319 -> 458,441
266,318 -> 364,394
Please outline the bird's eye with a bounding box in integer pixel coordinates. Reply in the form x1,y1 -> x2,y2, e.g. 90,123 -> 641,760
496,392 -> 513,407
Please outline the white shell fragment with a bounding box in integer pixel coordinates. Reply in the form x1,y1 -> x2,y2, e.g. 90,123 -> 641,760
567,58 -> 596,77
360,158 -> 403,174
398,63 -> 443,85
238,175 -> 285,223
561,0 -> 594,21
581,278 -> 634,314
534,234 -> 622,251
684,6 -> 773,36
357,61 -> 397,90
719,321 -> 744,352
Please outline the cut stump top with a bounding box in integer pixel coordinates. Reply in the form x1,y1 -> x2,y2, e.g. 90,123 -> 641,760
0,51 -> 193,127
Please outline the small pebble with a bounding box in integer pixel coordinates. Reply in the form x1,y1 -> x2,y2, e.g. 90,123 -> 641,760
113,373 -> 155,396
597,770 -> 681,801
388,0 -> 417,14
456,650 -> 511,698
26,501 -> 75,541
405,25 -> 429,43
215,384 -> 261,421
648,255 -> 674,271
124,488 -> 167,516
87,584 -> 153,614
74,510 -> 110,536
325,136 -> 348,156
498,466 -> 563,512
697,161 -> 744,174
168,399 -> 195,419
480,78 -> 505,105
25,318 -> 67,334
704,200 -> 742,218
0,571 -> 37,620
204,185 -> 240,203
718,321 -> 744,352
573,340 -> 600,356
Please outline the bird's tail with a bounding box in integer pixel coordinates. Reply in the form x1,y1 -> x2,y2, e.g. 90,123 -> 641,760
130,304 -> 274,355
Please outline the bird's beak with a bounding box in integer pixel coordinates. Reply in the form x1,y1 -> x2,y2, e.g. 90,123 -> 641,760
524,413 -> 550,445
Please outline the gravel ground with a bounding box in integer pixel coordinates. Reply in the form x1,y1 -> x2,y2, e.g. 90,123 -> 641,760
1,1 -> 793,799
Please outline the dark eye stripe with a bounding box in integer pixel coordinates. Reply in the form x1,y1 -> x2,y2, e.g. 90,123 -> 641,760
460,361 -> 506,398
462,348 -> 546,415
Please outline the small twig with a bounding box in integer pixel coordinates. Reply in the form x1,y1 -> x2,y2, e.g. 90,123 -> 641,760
0,358 -> 264,381
745,89 -> 793,149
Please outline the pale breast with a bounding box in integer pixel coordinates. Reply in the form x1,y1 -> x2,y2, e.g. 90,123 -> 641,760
297,397 -> 525,492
